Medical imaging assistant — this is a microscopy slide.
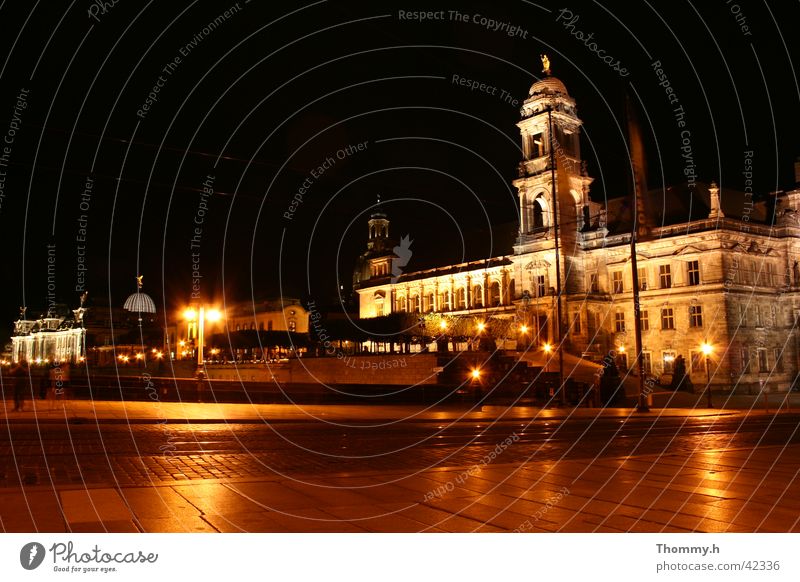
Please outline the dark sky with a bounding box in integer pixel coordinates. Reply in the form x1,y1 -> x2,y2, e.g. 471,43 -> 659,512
0,0 -> 798,341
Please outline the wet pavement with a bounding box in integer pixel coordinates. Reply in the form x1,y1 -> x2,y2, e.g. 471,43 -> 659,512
1,400 -> 799,533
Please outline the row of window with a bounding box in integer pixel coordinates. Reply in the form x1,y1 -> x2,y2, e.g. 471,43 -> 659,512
575,305 -> 706,334
395,282 -> 506,313
631,348 -> 783,376
600,260 -> 701,294
231,320 -> 297,332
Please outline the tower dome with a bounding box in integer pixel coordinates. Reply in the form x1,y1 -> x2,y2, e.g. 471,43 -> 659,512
123,275 -> 156,314
528,76 -> 569,97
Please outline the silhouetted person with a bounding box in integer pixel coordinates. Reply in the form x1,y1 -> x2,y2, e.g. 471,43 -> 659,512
12,360 -> 30,412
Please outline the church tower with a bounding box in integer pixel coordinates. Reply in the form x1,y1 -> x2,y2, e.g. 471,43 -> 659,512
512,57 -> 593,253
353,197 -> 397,291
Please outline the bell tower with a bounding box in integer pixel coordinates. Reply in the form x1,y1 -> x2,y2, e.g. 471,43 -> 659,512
353,196 -> 397,290
513,57 -> 593,252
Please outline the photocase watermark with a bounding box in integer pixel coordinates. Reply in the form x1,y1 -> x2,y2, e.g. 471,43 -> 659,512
46,244 -> 57,313
725,0 -> 753,37
87,0 -> 121,24
513,486 -> 570,532
20,542 -> 46,570
283,141 -> 369,220
190,175 -> 214,299
651,59 -> 696,189
136,3 -> 243,119
0,88 -> 30,215
20,540 -> 158,573
397,10 -> 529,38
555,9 -> 629,77
75,176 -> 93,293
342,355 -> 407,370
391,234 -> 413,283
141,373 -> 180,461
422,433 -> 520,502
451,73 -> 519,107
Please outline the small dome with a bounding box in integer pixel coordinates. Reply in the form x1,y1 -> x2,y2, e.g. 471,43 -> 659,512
124,292 -> 156,314
528,76 -> 569,97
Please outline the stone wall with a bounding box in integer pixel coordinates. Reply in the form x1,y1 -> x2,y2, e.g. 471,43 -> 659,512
203,353 -> 442,385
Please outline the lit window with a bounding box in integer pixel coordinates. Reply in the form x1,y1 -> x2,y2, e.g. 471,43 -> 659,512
638,267 -> 647,290
687,260 -> 700,286
662,351 -> 676,373
612,271 -> 623,294
614,312 -> 625,332
689,305 -> 703,327
661,308 -> 674,330
659,265 -> 672,289
758,349 -> 768,373
639,310 -> 649,331
741,348 -> 750,374
536,274 -> 546,298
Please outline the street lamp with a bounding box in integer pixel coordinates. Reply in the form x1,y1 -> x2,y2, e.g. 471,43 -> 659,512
184,306 -> 223,369
701,342 -> 713,408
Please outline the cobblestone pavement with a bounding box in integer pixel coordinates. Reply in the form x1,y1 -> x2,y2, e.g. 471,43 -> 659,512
1,413 -> 798,488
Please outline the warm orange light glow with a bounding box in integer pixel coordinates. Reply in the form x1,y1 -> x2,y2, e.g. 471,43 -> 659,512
477,321 -> 486,332
701,342 -> 713,356
543,343 -> 552,353
617,345 -> 626,353
135,353 -> 144,360
78,356 -> 85,362
210,348 -> 219,355
178,340 -> 186,347
183,308 -> 197,321
471,369 -> 481,379
155,351 -> 164,359
520,325 -> 529,334
206,309 -> 222,322
439,320 -> 447,330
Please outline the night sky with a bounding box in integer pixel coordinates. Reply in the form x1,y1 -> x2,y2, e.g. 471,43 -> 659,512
0,0 -> 797,342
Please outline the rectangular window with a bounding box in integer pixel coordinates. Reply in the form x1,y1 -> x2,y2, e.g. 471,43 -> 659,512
612,271 -> 624,294
642,351 -> 652,374
687,260 -> 700,286
741,348 -> 750,374
739,304 -> 747,326
689,305 -> 703,327
774,348 -> 784,373
663,351 -> 676,374
661,308 -> 675,330
614,312 -> 625,332
536,274 -> 546,298
589,273 -> 599,293
758,349 -> 768,373
659,264 -> 672,288
572,312 -> 581,334
638,267 -> 648,291
639,310 -> 650,331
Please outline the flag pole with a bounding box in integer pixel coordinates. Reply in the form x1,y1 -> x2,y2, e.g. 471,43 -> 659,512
547,107 -> 566,406
625,93 -> 649,413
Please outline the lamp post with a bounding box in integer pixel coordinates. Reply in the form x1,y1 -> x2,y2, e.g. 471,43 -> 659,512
184,306 -> 222,370
543,342 -> 552,372
701,342 -> 713,408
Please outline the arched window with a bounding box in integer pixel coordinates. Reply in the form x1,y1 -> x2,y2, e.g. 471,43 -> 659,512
457,288 -> 466,309
472,285 -> 483,307
489,281 -> 501,306
398,296 -> 407,312
533,198 -> 545,229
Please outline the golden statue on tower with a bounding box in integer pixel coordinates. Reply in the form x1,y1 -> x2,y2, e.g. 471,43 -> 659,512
540,54 -> 551,76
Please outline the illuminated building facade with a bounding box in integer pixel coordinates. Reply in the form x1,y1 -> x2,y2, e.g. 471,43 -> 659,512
356,71 -> 800,392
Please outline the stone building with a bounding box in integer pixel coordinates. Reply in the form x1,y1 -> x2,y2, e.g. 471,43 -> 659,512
356,70 -> 800,393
